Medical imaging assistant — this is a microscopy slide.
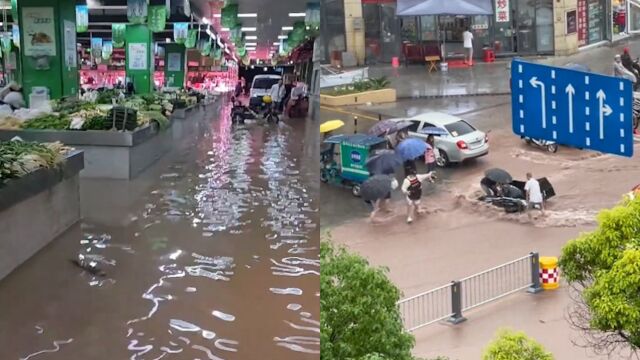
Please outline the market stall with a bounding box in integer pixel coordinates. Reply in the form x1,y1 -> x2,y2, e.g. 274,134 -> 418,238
0,141 -> 84,280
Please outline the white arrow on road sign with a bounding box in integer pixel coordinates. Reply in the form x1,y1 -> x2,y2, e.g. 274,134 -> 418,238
529,77 -> 547,128
565,84 -> 575,133
596,89 -> 613,140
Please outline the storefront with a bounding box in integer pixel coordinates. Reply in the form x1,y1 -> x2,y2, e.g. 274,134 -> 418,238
393,0 -> 554,58
319,0 -> 347,63
612,0 -> 628,41
577,0 -> 609,47
362,0 -> 401,63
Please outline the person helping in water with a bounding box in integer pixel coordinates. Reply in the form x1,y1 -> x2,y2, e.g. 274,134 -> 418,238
401,168 -> 435,224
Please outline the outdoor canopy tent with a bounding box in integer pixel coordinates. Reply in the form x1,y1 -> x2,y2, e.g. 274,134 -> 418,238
396,0 -> 493,16
396,0 -> 493,64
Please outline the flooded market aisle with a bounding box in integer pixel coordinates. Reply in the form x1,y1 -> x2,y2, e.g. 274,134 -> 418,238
0,99 -> 320,359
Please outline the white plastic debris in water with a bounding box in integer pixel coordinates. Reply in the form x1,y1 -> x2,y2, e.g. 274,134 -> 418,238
211,310 -> 236,322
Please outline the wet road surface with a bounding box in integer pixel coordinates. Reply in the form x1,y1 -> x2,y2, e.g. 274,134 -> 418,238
0,100 -> 319,359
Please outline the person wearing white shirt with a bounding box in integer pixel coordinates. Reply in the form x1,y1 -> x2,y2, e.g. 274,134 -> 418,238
463,28 -> 474,66
524,172 -> 545,220
401,170 -> 435,224
268,79 -> 285,112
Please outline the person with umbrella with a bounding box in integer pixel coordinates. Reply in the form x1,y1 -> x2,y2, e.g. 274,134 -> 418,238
360,174 -> 399,222
424,135 -> 438,172
396,138 -> 427,177
365,150 -> 403,220
481,168 -> 513,197
401,168 -> 434,224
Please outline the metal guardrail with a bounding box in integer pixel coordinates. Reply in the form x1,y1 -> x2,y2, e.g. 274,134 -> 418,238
398,252 -> 542,330
397,283 -> 454,332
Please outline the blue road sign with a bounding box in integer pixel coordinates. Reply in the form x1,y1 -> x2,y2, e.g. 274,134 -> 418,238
511,59 -> 634,157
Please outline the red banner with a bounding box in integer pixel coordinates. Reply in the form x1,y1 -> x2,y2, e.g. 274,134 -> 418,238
577,0 -> 587,46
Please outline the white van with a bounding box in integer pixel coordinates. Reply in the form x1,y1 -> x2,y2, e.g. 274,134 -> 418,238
249,74 -> 281,106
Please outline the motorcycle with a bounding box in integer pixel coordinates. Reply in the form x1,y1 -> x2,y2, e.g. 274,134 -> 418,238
522,136 -> 558,153
231,97 -> 279,125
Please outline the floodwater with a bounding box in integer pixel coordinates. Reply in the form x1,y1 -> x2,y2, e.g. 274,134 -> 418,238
0,99 -> 319,359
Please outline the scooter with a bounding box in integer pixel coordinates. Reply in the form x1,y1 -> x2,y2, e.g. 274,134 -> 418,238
522,136 -> 558,153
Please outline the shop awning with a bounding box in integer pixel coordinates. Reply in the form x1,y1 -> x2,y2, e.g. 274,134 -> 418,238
396,0 -> 493,16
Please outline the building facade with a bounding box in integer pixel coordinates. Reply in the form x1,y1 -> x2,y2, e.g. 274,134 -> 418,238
320,0 -> 640,66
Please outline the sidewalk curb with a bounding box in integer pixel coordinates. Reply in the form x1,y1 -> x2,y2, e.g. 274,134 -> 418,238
397,92 -> 511,100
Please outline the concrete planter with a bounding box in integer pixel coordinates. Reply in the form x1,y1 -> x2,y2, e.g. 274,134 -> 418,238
0,151 -> 84,280
320,88 -> 397,107
0,123 -> 172,179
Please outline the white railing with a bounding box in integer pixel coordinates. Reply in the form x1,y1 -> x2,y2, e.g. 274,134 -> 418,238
397,252 -> 541,331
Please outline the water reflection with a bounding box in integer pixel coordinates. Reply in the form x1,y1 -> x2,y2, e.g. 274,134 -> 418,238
0,100 -> 318,359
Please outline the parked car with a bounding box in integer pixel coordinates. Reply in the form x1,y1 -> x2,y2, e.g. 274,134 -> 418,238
249,74 -> 281,107
391,112 -> 489,166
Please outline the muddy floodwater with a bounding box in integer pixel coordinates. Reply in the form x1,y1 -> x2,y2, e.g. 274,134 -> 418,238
0,100 -> 319,359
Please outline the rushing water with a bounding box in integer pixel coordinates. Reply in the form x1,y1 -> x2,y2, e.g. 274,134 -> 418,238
0,100 -> 319,359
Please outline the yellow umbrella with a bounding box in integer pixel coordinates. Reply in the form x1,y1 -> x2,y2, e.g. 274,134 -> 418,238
320,119 -> 345,133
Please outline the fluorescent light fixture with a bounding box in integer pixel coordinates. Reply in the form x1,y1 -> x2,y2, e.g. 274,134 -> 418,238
273,42 -> 279,45
221,27 -> 256,32
213,13 -> 257,18
289,13 -> 306,17
245,36 -> 257,40
282,26 -> 294,31
246,47 -> 256,51
245,43 -> 257,46
278,35 -> 288,39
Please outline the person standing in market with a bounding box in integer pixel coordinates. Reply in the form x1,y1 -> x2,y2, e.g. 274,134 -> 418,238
269,79 -> 285,113
401,168 -> 434,224
524,172 -> 545,220
463,27 -> 474,66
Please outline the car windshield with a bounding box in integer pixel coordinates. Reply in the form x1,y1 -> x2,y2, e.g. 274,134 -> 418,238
444,120 -> 476,137
253,78 -> 280,89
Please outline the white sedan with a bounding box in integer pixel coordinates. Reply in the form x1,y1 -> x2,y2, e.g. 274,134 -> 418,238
392,112 -> 489,166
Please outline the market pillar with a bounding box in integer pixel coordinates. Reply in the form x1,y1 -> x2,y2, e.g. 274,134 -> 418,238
164,43 -> 186,89
553,0 -> 579,56
343,0 -> 365,66
17,0 -> 79,102
125,24 -> 154,94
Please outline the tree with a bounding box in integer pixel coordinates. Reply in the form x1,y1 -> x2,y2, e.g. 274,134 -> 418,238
559,196 -> 640,356
320,239 -> 415,360
482,329 -> 554,360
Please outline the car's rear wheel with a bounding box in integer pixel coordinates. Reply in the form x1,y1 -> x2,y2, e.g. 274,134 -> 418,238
352,184 -> 361,197
436,150 -> 449,167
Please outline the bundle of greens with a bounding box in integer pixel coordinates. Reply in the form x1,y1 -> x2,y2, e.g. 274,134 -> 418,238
51,98 -> 96,114
95,90 -> 118,104
0,141 -> 68,183
21,114 -> 71,130
139,111 -> 170,130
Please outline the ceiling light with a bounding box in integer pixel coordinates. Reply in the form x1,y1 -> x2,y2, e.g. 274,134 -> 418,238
282,26 -> 294,31
278,35 -> 288,39
289,13 -> 306,17
245,43 -> 257,46
245,36 -> 257,40
242,27 -> 257,32
273,42 -> 279,45
213,13 -> 257,18
246,47 -> 256,51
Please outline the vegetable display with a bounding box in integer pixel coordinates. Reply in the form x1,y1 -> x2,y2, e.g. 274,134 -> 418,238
21,114 -> 71,130
0,141 -> 70,184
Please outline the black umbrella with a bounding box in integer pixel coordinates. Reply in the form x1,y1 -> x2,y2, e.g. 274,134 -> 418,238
485,168 -> 512,184
366,151 -> 403,175
360,174 -> 395,201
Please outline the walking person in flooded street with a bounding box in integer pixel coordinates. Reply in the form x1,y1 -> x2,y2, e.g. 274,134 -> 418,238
369,177 -> 398,222
525,172 -> 545,221
424,135 -> 438,173
401,168 -> 434,224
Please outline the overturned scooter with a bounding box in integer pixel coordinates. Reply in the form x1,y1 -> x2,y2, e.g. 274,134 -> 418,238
521,136 -> 558,153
